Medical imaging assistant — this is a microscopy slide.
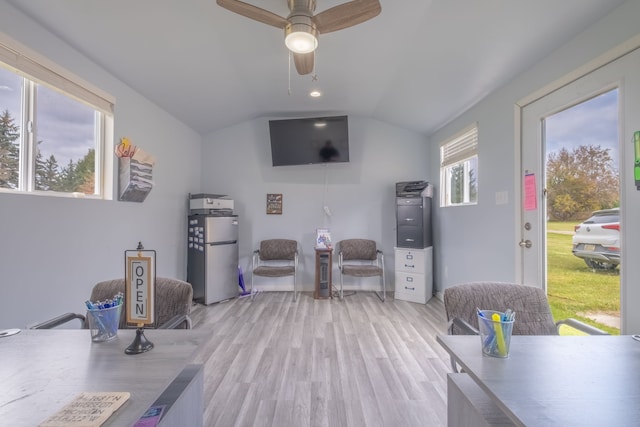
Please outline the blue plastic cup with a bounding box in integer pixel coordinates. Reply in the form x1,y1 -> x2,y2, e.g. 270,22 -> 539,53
87,304 -> 121,342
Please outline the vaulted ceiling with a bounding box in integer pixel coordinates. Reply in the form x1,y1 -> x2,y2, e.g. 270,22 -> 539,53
7,0 -> 626,136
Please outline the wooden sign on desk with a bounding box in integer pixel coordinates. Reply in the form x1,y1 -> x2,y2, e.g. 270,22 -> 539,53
39,391 -> 130,427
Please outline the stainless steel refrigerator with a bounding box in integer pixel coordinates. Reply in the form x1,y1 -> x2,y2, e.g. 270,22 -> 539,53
187,214 -> 239,304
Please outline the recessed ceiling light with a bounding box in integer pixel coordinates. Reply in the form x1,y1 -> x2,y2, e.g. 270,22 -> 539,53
309,90 -> 322,98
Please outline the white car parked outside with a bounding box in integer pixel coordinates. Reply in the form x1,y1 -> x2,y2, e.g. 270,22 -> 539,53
572,207 -> 620,270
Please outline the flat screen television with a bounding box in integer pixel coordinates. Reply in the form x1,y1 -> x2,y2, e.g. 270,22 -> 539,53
269,115 -> 349,166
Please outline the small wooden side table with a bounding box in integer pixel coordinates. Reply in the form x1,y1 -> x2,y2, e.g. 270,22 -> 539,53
314,248 -> 333,299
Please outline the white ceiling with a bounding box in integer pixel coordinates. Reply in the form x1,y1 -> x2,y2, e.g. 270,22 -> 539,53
7,0 -> 626,136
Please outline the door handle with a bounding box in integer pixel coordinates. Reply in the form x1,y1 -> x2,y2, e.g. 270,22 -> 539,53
519,239 -> 532,248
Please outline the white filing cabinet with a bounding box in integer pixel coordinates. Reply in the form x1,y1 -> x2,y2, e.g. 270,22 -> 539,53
394,247 -> 433,304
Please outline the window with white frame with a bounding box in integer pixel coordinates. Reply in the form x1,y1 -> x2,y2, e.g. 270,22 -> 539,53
440,124 -> 478,206
0,33 -> 114,197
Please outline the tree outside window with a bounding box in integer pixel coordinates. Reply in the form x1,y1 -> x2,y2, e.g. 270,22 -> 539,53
0,64 -> 104,196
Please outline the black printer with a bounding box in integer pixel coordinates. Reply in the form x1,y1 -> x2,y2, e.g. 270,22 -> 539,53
395,180 -> 429,197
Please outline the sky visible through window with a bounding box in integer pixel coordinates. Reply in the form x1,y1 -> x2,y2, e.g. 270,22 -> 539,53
0,66 -> 21,125
545,89 -> 619,171
0,66 -> 94,167
36,84 -> 94,166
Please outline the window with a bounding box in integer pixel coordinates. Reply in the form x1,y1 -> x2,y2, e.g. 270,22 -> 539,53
440,124 -> 478,206
0,33 -> 113,197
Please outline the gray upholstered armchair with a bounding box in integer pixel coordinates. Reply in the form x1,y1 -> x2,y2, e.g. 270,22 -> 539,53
31,277 -> 193,330
338,239 -> 386,301
251,239 -> 298,301
443,281 -> 608,370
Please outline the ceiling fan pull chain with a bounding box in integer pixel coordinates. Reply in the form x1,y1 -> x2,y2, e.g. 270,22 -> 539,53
312,48 -> 318,81
288,51 -> 292,95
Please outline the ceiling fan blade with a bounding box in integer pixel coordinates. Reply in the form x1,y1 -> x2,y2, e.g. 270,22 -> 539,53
216,0 -> 288,28
293,51 -> 314,75
313,0 -> 381,34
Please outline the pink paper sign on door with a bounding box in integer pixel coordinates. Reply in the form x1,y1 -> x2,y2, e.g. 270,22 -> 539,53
524,173 -> 537,211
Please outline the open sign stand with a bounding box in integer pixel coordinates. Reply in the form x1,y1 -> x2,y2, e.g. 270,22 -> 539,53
124,242 -> 156,355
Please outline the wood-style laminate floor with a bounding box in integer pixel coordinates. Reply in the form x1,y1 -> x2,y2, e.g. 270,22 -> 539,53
190,291 -> 452,426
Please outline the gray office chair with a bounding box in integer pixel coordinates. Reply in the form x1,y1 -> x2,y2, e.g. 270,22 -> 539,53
337,239 -> 385,301
31,277 -> 193,329
251,239 -> 298,301
443,281 -> 608,370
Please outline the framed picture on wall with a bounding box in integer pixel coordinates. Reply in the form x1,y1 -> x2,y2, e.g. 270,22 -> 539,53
266,193 -> 283,214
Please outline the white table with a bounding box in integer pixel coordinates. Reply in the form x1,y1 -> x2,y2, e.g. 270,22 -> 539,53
437,335 -> 640,426
0,329 -> 205,426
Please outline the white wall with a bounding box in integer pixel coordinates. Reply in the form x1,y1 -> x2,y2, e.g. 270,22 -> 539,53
202,116 -> 428,291
430,0 -> 640,296
0,3 -> 202,328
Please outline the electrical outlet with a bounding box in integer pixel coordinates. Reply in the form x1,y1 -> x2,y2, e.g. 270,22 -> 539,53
495,191 -> 508,205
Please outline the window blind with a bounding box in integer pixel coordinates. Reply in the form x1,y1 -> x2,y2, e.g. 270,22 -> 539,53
440,124 -> 478,167
0,32 -> 114,115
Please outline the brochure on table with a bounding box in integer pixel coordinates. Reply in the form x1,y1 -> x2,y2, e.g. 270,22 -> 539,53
316,228 -> 332,249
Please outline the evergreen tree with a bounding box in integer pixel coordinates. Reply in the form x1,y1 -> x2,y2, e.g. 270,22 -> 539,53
0,109 -> 20,189
74,148 -> 95,194
36,152 -> 61,191
57,159 -> 78,192
34,147 -> 45,190
0,110 -> 96,193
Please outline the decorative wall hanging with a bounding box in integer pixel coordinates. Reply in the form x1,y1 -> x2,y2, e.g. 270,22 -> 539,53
266,193 -> 283,214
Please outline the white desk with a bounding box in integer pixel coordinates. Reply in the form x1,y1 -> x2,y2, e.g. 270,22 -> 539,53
437,335 -> 640,426
0,329 -> 205,427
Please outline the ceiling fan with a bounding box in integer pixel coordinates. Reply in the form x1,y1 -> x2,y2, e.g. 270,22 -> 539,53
216,0 -> 382,75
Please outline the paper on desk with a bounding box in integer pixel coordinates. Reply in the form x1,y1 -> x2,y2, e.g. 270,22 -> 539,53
39,391 -> 130,427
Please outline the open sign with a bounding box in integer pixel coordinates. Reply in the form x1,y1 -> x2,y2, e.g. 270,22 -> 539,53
125,249 -> 156,327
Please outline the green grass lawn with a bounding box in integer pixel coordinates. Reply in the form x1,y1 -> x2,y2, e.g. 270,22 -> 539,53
547,221 -> 578,232
547,222 -> 620,335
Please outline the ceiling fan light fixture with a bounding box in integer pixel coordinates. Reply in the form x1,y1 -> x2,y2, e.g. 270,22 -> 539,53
284,17 -> 318,54
216,0 -> 382,75
285,31 -> 317,53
